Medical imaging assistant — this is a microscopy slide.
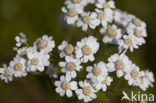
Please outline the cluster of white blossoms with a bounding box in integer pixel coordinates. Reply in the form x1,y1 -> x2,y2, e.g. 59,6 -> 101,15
0,0 -> 155,103
57,0 -> 155,102
62,0 -> 147,53
0,34 -> 55,83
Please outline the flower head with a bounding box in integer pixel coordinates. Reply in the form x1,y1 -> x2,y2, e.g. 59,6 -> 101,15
59,56 -> 82,78
0,64 -> 14,83
76,80 -> 97,102
55,75 -> 78,97
34,35 -> 55,53
75,36 -> 99,63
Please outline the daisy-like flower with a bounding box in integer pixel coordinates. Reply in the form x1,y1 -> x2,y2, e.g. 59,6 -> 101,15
55,75 -> 78,97
59,56 -> 82,78
118,34 -> 138,52
100,25 -> 122,44
113,9 -> 133,27
75,36 -> 99,63
34,35 -> 55,53
124,64 -> 140,86
58,41 -> 75,58
17,47 -> 36,58
131,16 -> 146,29
62,6 -> 82,24
86,61 -> 108,82
96,0 -> 115,10
107,53 -> 132,77
46,64 -> 58,78
77,12 -> 100,31
137,71 -> 149,91
76,80 -> 97,102
95,9 -> 113,27
93,75 -> 113,91
65,0 -> 88,9
15,32 -> 27,47
0,64 -> 14,83
27,50 -> 50,72
9,56 -> 27,77
127,25 -> 147,46
144,70 -> 155,87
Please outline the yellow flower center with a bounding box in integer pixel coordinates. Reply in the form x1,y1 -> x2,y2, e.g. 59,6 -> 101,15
134,29 -> 142,37
115,60 -> 124,70
61,81 -> 70,90
72,0 -> 82,3
83,16 -> 91,24
145,75 -> 150,81
106,28 -> 117,38
39,40 -> 48,49
82,45 -> 92,55
83,86 -> 92,96
132,18 -> 142,26
139,77 -> 144,85
66,62 -> 76,71
65,45 -> 74,55
93,67 -> 102,76
31,58 -> 39,66
131,70 -> 139,79
5,70 -> 10,77
21,51 -> 28,58
14,63 -> 23,71
97,12 -> 106,20
103,2 -> 110,9
102,77 -> 108,84
124,39 -> 132,46
68,9 -> 77,17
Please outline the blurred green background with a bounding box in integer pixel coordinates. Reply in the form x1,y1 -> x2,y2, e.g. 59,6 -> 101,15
0,0 -> 156,103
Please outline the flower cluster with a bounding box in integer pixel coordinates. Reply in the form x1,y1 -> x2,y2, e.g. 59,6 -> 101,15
0,34 -> 55,83
62,0 -> 114,31
0,0 -> 155,103
62,0 -> 147,53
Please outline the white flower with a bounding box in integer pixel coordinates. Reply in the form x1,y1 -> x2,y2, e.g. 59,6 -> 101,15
75,36 -> 99,63
15,32 -> 27,47
58,41 -> 75,58
76,80 -> 97,102
62,6 -> 81,24
124,64 -> 140,86
144,70 -> 155,87
107,53 -> 132,78
118,34 -> 138,52
17,47 -> 36,58
86,61 -> 108,82
55,75 -> 78,97
113,9 -> 133,27
0,64 -> 14,83
127,24 -> 147,46
95,9 -> 113,27
77,12 -> 100,31
34,35 -> 55,53
96,0 -> 115,10
9,56 -> 27,77
138,71 -> 149,91
93,76 -> 113,91
59,56 -> 82,78
46,64 -> 58,78
131,16 -> 146,29
27,50 -> 50,72
100,25 -> 122,44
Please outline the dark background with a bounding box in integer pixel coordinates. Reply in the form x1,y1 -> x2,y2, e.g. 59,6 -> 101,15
0,0 -> 155,103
